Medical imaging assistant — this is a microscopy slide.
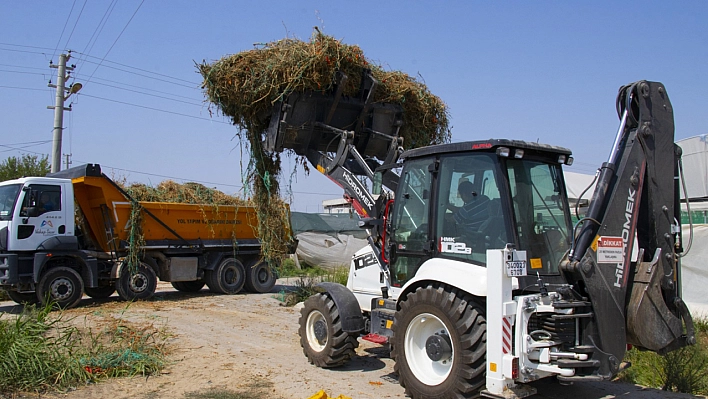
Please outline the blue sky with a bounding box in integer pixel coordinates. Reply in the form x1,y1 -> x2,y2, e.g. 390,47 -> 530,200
2,1 -> 706,212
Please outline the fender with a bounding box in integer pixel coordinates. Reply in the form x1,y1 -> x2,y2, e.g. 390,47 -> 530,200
33,252 -> 97,287
399,257 -> 519,299
316,282 -> 365,333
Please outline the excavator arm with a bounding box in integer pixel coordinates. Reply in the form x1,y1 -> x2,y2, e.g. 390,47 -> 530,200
563,81 -> 694,377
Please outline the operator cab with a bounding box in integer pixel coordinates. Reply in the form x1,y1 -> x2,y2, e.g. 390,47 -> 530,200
387,140 -> 575,288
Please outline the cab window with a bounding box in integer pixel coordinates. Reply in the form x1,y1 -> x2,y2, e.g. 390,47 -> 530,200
20,185 -> 61,217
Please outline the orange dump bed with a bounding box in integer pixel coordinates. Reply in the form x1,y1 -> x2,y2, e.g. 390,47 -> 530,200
72,175 -> 261,253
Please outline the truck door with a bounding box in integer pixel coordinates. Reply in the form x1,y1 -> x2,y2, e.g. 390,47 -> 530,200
12,184 -> 68,251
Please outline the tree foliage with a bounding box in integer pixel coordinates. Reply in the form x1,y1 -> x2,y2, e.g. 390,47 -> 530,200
0,154 -> 50,181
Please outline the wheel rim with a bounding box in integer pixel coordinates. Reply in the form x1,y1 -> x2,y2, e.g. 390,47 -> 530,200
129,273 -> 148,293
223,265 -> 241,288
405,312 -> 454,386
305,309 -> 328,352
256,267 -> 269,284
50,277 -> 74,301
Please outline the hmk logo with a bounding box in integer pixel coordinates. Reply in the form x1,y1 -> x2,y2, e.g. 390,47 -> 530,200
40,220 -> 53,228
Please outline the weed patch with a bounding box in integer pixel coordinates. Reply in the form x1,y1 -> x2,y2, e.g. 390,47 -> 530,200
620,317 -> 708,395
0,303 -> 168,396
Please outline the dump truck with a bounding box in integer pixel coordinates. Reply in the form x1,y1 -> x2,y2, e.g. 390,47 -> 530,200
264,74 -> 693,398
0,164 -> 294,308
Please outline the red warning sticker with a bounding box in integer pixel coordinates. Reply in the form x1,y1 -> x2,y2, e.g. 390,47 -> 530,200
597,236 -> 624,263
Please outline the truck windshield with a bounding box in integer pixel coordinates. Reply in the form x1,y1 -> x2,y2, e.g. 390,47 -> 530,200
507,159 -> 571,274
0,184 -> 21,220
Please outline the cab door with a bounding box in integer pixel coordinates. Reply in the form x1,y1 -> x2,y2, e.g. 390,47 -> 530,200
12,184 -> 67,251
386,157 -> 434,287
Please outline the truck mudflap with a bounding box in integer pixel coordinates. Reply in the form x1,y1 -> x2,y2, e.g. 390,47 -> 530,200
315,282 -> 365,333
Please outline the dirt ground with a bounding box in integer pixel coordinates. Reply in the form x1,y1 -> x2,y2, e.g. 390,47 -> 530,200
0,280 -> 704,399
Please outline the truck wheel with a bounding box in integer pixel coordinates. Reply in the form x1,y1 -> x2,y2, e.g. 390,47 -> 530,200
171,281 -> 205,292
392,283 -> 486,399
6,290 -> 41,305
244,261 -> 276,293
84,285 -> 116,299
37,267 -> 84,309
205,258 -> 245,294
298,293 -> 359,368
116,263 -> 157,301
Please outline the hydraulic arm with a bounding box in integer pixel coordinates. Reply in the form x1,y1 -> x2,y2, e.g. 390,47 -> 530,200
563,81 -> 694,376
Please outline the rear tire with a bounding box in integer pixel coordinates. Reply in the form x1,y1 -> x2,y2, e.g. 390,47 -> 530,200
116,263 -> 157,301
171,281 -> 205,292
244,260 -> 276,293
84,285 -> 116,299
37,267 -> 84,309
205,258 -> 245,294
6,290 -> 41,305
392,283 -> 486,399
298,293 -> 359,367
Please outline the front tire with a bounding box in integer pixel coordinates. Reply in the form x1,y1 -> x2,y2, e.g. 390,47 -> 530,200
392,283 -> 487,399
298,293 -> 359,368
244,260 -> 276,293
116,263 -> 157,301
37,267 -> 84,309
205,258 -> 245,294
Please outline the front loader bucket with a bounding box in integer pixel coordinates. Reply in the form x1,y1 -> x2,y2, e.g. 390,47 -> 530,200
264,70 -> 403,162
626,249 -> 695,353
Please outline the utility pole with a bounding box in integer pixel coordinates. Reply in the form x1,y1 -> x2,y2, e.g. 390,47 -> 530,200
64,153 -> 72,170
48,52 -> 82,173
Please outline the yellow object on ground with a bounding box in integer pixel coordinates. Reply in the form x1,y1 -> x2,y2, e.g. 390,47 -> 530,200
307,390 -> 352,399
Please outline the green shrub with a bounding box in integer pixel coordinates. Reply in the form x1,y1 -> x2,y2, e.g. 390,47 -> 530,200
620,317 -> 708,395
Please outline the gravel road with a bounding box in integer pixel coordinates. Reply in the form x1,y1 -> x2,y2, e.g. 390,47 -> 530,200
0,281 -> 703,399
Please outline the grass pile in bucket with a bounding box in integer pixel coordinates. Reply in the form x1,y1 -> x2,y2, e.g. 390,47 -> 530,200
198,29 -> 451,264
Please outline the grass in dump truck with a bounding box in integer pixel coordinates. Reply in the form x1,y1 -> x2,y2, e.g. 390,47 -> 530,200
0,163 -> 296,309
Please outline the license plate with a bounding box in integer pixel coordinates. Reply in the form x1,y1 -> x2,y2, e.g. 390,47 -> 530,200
506,261 -> 527,277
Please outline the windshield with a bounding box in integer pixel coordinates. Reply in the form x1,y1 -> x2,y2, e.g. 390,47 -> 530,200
437,153 -> 512,265
0,184 -> 21,221
507,159 -> 571,274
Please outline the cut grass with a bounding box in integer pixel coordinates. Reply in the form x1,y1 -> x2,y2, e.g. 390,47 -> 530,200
0,303 -> 169,396
278,263 -> 350,306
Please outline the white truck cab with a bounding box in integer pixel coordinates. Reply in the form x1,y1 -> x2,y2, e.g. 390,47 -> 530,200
0,177 -> 75,253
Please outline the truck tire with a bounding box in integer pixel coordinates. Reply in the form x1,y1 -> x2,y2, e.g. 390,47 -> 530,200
84,285 -> 116,299
116,263 -> 157,301
298,293 -> 359,368
171,281 -> 205,292
392,283 -> 486,399
205,257 -> 245,294
37,267 -> 85,309
244,260 -> 276,293
6,290 -> 41,305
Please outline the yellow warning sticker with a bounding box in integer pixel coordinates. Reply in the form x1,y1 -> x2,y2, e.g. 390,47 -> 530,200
530,258 -> 543,269
591,235 -> 599,252
490,362 -> 497,372
386,320 -> 393,329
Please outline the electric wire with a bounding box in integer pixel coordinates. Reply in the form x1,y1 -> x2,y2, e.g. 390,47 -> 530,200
74,52 -> 199,85
78,58 -> 198,88
79,93 -> 230,123
62,0 -> 88,52
80,0 -> 118,60
83,0 -> 145,86
79,75 -> 200,100
51,0 -> 77,62
85,80 -> 204,106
